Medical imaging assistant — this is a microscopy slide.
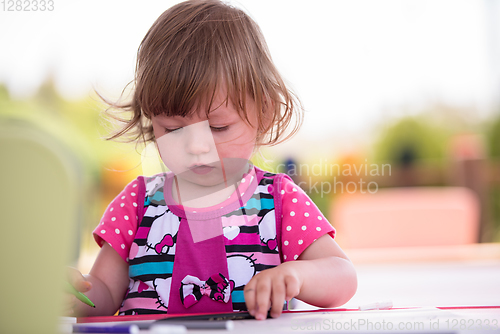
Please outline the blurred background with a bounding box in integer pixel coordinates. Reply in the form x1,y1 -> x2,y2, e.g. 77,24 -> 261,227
1,0 -> 500,318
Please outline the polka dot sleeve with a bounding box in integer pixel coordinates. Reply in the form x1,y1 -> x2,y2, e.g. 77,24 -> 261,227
93,178 -> 142,262
280,177 -> 335,262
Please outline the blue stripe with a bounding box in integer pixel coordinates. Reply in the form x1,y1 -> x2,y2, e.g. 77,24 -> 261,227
260,198 -> 274,210
129,261 -> 173,277
243,198 -> 260,210
151,192 -> 165,202
244,197 -> 274,211
231,290 -> 245,303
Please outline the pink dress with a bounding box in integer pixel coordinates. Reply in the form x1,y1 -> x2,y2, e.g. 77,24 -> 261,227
94,166 -> 335,314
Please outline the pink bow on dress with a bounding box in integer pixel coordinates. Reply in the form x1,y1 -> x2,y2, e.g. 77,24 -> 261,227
180,273 -> 234,308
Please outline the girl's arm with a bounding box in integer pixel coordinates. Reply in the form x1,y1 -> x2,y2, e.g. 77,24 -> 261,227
72,243 -> 130,317
244,234 -> 357,320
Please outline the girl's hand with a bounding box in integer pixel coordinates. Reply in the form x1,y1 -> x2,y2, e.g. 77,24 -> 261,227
243,235 -> 357,320
243,261 -> 302,320
63,267 -> 92,315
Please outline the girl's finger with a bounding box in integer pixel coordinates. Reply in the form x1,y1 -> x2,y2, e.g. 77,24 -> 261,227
284,275 -> 300,302
75,280 -> 92,293
67,267 -> 92,292
270,277 -> 286,318
254,278 -> 272,320
244,279 -> 257,316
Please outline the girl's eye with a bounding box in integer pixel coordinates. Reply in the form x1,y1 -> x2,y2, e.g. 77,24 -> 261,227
210,126 -> 229,132
165,127 -> 182,133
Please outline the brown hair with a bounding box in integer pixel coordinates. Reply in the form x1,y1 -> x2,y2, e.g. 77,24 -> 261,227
104,0 -> 303,147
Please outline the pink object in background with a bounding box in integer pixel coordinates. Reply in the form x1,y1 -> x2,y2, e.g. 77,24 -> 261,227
331,187 -> 480,249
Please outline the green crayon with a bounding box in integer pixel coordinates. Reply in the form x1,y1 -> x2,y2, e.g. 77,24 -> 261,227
65,281 -> 95,308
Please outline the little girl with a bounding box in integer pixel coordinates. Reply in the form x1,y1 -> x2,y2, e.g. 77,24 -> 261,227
67,0 -> 357,320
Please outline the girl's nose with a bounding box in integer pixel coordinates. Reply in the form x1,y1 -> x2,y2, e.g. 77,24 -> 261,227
185,122 -> 213,155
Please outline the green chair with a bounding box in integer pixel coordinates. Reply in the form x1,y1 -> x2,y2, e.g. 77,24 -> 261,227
0,119 -> 81,334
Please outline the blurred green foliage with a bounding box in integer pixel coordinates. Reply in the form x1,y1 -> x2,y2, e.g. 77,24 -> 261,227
372,116 -> 449,166
487,113 -> 500,159
372,109 -> 500,242
486,113 -> 500,241
0,80 -> 143,255
1,81 -> 100,169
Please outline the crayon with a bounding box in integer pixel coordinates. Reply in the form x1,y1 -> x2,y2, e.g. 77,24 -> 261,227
66,281 -> 95,308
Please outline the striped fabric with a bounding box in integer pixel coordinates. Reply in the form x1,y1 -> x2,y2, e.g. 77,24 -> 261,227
119,167 -> 283,315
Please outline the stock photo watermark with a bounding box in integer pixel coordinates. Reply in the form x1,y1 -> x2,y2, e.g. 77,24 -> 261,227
1,0 -> 54,11
269,159 -> 392,197
291,317 -> 499,331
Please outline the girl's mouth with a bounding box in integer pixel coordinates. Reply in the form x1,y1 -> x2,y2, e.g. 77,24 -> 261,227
189,165 -> 215,175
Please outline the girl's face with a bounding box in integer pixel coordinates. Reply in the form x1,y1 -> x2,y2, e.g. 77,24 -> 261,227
151,90 -> 259,188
